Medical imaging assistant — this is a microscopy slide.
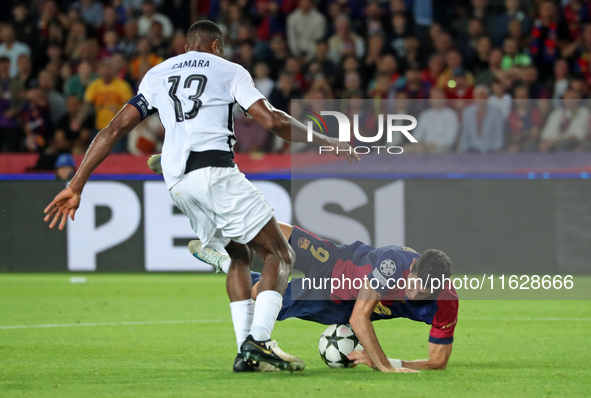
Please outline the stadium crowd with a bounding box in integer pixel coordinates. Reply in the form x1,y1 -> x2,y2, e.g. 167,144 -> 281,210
1,0 -> 591,162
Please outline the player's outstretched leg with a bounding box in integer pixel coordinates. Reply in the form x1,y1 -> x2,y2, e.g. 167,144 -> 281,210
188,240 -> 230,273
239,218 -> 305,372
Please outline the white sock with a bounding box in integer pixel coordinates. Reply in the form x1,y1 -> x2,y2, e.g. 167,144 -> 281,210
221,258 -> 231,274
230,299 -> 254,352
250,290 -> 283,341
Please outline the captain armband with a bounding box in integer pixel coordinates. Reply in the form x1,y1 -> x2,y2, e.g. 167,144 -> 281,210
127,94 -> 157,121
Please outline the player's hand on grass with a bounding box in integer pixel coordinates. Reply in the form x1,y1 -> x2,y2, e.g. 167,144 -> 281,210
44,187 -> 81,230
348,350 -> 418,373
348,350 -> 376,369
326,137 -> 360,165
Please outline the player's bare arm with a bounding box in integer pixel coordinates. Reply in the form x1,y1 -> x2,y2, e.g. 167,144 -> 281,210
349,341 -> 452,370
247,99 -> 360,165
349,282 -> 418,373
400,342 -> 453,370
44,105 -> 141,230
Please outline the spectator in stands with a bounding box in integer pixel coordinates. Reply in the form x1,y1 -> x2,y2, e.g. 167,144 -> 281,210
341,71 -> 362,99
54,95 -> 94,154
97,6 -> 125,42
98,30 -> 120,60
233,40 -> 256,74
64,22 -> 88,62
387,12 -> 411,60
507,84 -> 543,152
422,54 -> 445,86
54,153 -> 76,181
459,85 -> 504,153
369,71 -> 392,100
20,85 -> 53,153
269,70 -> 300,112
286,0 -> 326,60
70,0 -> 104,28
267,34 -> 289,79
131,38 -> 163,81
65,60 -> 98,100
397,64 -> 432,100
507,19 -> 528,52
410,87 -> 460,153
138,0 -> 173,39
539,88 -> 590,152
74,58 -> 132,152
284,57 -> 307,92
253,62 -> 274,98
111,52 -> 135,88
148,21 -> 169,58
445,67 -> 475,115
117,20 -> 139,59
470,36 -> 492,77
169,31 -> 186,57
328,15 -> 365,64
459,18 -> 485,66
564,22 -> 591,86
530,1 -> 569,81
522,65 -> 550,99
0,23 -> 31,78
15,53 -> 34,89
0,56 -> 24,152
563,0 -> 589,41
124,0 -> 164,15
501,37 -> 531,70
38,69 -> 67,124
11,2 -> 37,50
492,0 -> 531,47
307,40 -> 336,85
475,48 -> 504,87
488,79 -> 512,120
387,91 -> 412,146
552,59 -> 570,106
438,50 -> 474,89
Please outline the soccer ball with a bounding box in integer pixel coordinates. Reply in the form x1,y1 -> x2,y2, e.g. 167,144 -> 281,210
318,324 -> 363,368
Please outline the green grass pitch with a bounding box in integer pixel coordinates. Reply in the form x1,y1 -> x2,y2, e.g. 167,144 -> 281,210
1,274 -> 590,397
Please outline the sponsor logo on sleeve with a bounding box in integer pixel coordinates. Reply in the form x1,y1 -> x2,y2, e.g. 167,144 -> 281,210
379,259 -> 396,276
372,268 -> 388,287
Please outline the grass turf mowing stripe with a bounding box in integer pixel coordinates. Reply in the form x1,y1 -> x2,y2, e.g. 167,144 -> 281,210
0,319 -> 230,330
1,316 -> 590,331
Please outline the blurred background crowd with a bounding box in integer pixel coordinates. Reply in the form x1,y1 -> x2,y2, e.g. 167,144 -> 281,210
1,0 -> 591,164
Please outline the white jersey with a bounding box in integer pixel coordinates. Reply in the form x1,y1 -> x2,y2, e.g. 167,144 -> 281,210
137,51 -> 265,189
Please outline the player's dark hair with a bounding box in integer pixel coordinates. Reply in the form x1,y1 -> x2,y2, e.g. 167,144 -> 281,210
187,20 -> 223,47
414,249 -> 452,290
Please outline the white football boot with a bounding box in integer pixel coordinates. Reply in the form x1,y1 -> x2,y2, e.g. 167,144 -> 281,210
147,154 -> 163,176
187,240 -> 229,274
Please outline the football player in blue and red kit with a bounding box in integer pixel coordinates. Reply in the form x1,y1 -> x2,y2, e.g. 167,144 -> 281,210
192,222 -> 458,373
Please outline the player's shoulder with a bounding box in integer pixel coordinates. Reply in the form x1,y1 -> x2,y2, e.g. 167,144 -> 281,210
376,245 -> 420,260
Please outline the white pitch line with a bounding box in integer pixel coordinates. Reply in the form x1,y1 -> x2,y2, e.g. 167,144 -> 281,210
1,316 -> 591,331
0,319 -> 229,330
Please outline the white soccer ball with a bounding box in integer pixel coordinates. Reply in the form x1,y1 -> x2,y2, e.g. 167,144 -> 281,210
318,324 -> 363,368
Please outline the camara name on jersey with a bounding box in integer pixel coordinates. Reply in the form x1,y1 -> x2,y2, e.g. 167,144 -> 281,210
172,60 -> 210,70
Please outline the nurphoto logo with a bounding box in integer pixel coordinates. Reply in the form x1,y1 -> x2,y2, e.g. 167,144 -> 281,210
304,109 -> 418,155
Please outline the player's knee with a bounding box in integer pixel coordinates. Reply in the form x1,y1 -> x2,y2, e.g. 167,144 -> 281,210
281,245 -> 295,270
226,242 -> 254,265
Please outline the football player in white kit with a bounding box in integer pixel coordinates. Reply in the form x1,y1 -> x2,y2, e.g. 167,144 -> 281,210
44,20 -> 357,372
